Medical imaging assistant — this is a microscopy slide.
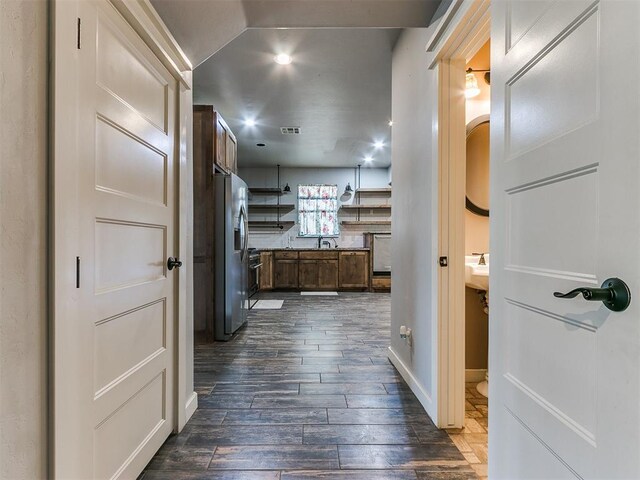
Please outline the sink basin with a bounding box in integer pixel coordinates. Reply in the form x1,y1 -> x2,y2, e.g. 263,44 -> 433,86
465,255 -> 489,290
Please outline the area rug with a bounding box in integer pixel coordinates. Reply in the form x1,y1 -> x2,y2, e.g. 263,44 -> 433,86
252,300 -> 284,309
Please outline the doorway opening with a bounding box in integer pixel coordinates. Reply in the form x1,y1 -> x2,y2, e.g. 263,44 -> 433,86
450,39 -> 491,478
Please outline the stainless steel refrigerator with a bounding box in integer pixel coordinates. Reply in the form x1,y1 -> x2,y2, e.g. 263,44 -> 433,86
214,173 -> 249,341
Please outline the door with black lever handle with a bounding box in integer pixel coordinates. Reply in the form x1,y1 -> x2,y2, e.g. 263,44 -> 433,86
553,277 -> 631,312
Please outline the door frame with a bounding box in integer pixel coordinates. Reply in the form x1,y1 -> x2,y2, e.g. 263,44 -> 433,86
50,0 -> 195,474
423,0 -> 490,428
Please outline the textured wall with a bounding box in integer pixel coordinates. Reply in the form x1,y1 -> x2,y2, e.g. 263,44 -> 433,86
0,0 -> 49,478
390,26 -> 439,419
239,167 -> 391,249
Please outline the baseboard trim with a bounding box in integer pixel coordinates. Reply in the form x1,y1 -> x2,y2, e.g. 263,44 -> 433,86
387,347 -> 435,420
184,391 -> 198,424
466,368 -> 487,383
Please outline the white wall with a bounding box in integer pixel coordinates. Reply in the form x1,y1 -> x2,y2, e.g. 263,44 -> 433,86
0,1 -> 48,478
239,167 -> 391,249
389,26 -> 440,420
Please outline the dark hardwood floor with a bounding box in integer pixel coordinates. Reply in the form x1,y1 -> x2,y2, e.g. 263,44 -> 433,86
140,292 -> 477,479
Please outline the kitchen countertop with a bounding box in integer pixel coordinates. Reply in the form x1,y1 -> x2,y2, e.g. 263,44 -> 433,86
260,248 -> 370,251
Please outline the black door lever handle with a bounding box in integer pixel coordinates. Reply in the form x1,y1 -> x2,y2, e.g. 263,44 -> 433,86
554,277 -> 631,312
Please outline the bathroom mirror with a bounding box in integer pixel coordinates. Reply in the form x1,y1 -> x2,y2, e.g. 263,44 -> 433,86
466,118 -> 490,217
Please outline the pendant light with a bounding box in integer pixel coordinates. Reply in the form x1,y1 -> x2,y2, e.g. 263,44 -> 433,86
276,165 -> 283,229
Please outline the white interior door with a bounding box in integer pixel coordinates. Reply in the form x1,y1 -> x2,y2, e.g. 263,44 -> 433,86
490,1 -> 640,478
53,1 -> 178,478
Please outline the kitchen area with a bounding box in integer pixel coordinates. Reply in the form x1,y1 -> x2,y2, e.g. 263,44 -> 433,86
194,105 -> 393,343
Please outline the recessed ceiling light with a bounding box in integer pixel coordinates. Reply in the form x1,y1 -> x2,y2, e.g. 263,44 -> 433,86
388,120 -> 393,127
274,54 -> 292,65
374,140 -> 385,149
244,118 -> 256,127
256,143 -> 266,147
364,156 -> 373,163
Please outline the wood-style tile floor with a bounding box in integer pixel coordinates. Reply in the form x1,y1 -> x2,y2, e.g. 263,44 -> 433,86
446,383 -> 488,479
141,292 -> 478,479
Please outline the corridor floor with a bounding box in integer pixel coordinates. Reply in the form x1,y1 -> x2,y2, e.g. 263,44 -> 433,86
141,292 -> 478,479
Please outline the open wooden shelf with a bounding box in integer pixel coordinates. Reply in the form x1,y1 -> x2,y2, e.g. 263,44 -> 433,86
339,204 -> 392,210
248,221 -> 295,230
355,187 -> 392,194
249,187 -> 284,195
340,220 -> 391,226
249,204 -> 295,211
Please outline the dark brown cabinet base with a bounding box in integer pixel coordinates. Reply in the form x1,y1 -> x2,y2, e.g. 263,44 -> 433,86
262,250 -> 369,291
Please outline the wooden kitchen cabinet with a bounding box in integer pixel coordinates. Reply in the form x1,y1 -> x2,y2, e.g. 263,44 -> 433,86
298,251 -> 339,290
338,251 -> 370,289
259,251 -> 273,290
274,259 -> 299,289
226,132 -> 237,174
318,260 -> 339,289
268,249 -> 368,291
299,260 -> 319,289
194,105 -> 237,176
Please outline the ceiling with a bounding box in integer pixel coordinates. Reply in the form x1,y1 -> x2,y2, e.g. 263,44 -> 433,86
150,0 -> 445,169
194,28 -> 400,168
150,0 -> 442,67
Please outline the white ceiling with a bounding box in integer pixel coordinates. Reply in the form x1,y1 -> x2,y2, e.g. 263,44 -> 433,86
194,28 -> 400,168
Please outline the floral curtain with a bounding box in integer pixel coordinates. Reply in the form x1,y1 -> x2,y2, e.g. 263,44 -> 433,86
298,184 -> 339,237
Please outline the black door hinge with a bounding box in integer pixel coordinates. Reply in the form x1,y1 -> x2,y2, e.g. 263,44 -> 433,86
76,256 -> 80,288
439,256 -> 448,267
77,18 -> 81,49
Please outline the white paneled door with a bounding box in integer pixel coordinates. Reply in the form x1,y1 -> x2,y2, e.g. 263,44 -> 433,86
53,1 -> 178,478
491,1 -> 640,478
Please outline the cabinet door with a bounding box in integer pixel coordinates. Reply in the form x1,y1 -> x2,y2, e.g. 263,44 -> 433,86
259,252 -> 273,290
274,259 -> 299,289
226,133 -> 237,174
318,260 -> 338,290
215,116 -> 227,172
299,260 -> 319,289
338,251 -> 370,289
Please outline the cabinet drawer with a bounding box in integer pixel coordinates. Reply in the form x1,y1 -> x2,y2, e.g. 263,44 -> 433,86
372,277 -> 391,290
274,251 -> 299,259
339,251 -> 368,256
299,251 -> 339,260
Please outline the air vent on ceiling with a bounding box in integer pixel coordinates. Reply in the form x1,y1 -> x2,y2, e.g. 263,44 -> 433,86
280,126 -> 301,135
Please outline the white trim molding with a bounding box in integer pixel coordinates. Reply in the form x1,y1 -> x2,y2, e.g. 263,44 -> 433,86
185,391 -> 198,422
388,347 -> 436,420
426,0 -> 491,429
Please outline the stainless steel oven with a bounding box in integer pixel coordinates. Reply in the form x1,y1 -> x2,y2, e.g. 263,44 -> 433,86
248,249 -> 261,308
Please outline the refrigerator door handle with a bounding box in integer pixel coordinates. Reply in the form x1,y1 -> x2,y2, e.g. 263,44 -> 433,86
239,205 -> 249,261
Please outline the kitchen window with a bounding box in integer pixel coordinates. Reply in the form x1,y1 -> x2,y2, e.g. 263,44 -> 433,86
298,184 -> 339,237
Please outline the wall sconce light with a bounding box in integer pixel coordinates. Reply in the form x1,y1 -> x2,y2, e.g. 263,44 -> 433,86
344,183 -> 353,194
465,67 -> 491,99
465,72 -> 480,98
283,183 -> 291,193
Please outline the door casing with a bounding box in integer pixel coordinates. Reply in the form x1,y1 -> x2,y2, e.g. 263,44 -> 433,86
424,0 -> 491,428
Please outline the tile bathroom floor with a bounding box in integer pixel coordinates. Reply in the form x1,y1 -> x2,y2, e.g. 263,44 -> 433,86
446,383 -> 488,479
140,292 -> 479,480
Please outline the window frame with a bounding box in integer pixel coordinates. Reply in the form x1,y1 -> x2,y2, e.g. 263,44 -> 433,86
297,183 -> 340,238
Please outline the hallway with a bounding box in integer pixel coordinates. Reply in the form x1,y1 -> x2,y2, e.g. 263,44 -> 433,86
141,293 -> 477,479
